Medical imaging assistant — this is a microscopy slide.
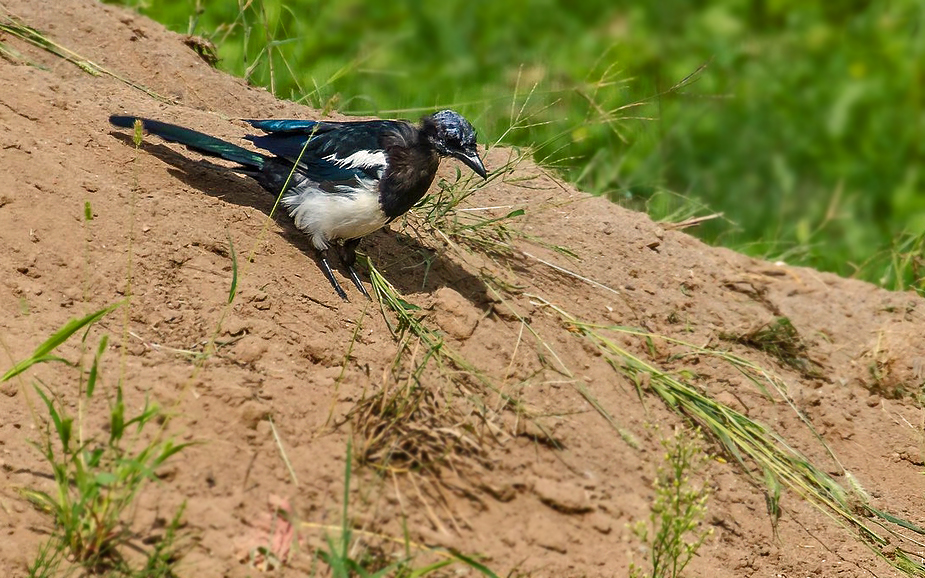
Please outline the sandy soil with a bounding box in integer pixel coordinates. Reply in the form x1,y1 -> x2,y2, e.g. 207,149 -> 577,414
2,1 -> 924,577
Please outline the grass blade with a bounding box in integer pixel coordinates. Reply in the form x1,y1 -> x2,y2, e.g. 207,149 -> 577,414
444,549 -> 501,578
227,232 -> 238,304
2,303 -> 119,382
86,334 -> 108,398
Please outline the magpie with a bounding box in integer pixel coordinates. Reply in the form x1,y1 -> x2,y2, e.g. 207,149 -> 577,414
108,110 -> 487,300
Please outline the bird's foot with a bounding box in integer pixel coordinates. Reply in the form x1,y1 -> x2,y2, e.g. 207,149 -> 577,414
339,238 -> 371,300
318,253 -> 349,301
347,266 -> 371,300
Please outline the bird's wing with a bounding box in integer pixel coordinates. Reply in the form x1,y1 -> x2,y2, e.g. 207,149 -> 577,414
243,119 -> 403,182
245,119 -> 324,134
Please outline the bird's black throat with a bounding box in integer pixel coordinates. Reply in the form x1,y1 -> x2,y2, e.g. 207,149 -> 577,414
378,124 -> 441,220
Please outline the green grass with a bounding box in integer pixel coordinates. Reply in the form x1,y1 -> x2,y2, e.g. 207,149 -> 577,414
3,306 -> 191,577
107,0 -> 925,292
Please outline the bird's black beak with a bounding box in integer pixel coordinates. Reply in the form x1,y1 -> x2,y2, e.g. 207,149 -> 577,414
454,149 -> 488,179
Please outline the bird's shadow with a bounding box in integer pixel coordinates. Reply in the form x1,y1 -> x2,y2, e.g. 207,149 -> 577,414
109,133 -> 491,306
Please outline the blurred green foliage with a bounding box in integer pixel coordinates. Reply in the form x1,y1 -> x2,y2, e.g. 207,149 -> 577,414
110,0 -> 925,290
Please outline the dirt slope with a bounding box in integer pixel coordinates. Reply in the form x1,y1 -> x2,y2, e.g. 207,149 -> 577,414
2,1 -> 924,577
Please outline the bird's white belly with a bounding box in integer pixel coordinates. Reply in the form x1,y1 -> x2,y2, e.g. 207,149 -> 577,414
283,185 -> 389,250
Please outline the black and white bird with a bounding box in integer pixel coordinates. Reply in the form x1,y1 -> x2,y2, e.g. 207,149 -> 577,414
109,110 -> 487,300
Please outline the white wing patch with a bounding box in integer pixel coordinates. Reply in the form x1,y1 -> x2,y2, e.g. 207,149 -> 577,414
323,150 -> 387,170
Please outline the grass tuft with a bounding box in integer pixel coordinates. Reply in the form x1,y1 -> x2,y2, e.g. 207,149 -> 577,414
721,317 -> 823,379
312,441 -> 500,578
880,231 -> 925,295
3,308 -> 191,576
350,376 -> 490,478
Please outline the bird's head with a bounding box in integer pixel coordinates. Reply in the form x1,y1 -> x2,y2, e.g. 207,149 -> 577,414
422,110 -> 487,179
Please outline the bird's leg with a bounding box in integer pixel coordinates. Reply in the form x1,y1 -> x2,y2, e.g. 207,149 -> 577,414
317,249 -> 348,301
340,238 -> 371,300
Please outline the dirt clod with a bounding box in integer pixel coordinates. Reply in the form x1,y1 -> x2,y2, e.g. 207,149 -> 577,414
431,286 -> 482,340
532,477 -> 593,514
239,401 -> 270,430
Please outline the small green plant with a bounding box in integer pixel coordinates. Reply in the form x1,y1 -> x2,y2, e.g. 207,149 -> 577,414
630,427 -> 712,578
25,384 -> 189,573
3,306 -> 191,576
316,441 -> 406,578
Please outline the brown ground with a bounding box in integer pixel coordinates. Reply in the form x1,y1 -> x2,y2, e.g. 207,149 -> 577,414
2,2 -> 925,577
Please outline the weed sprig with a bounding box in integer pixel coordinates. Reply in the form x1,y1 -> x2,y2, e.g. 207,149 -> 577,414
630,428 -> 713,578
3,306 -> 191,576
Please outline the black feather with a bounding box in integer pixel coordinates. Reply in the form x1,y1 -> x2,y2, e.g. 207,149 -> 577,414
109,116 -> 266,169
245,119 -> 400,160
